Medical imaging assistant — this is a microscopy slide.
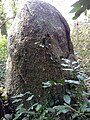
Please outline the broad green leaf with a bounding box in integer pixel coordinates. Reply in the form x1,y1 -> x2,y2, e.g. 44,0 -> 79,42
57,79 -> 65,85
36,104 -> 42,111
50,80 -> 56,84
50,100 -> 54,106
72,113 -> 79,119
71,0 -> 83,8
24,91 -> 32,95
61,63 -> 70,67
4,114 -> 12,120
73,6 -> 87,20
42,81 -> 52,88
47,108 -> 55,113
72,61 -> 78,65
12,93 -> 24,99
72,0 -> 90,8
26,95 -> 34,101
16,104 -> 23,111
80,102 -> 88,112
17,107 -> 26,114
53,105 -> 70,115
70,6 -> 81,13
12,99 -> 22,103
57,108 -> 70,115
24,111 -> 35,115
64,95 -> 71,104
70,0 -> 90,19
13,112 -> 23,120
81,107 -> 90,112
30,103 -> 38,110
77,73 -> 87,81
74,65 -> 80,70
62,68 -> 73,71
65,80 -> 80,85
61,58 -> 70,63
85,108 -> 90,112
53,105 -> 66,111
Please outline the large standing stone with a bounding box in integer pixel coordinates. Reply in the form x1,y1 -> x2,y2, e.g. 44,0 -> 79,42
6,0 -> 74,107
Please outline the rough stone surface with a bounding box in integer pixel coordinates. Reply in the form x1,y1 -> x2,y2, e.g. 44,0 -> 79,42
6,0 -> 74,108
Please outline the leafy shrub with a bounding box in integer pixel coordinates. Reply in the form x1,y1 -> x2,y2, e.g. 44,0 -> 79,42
43,59 -> 90,120
0,36 -> 7,80
1,59 -> 90,120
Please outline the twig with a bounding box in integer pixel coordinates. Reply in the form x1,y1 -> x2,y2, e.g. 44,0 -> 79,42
0,17 -> 15,28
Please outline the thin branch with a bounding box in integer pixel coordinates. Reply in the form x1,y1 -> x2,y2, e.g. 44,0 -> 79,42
0,17 -> 15,29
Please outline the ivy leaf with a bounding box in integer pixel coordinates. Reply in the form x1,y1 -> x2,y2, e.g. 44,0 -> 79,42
64,95 -> 71,105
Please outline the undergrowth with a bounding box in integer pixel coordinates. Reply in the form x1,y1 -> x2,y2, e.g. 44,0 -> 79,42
0,59 -> 90,120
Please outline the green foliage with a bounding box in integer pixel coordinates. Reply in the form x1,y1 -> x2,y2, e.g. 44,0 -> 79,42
10,92 -> 53,120
0,36 -> 7,80
43,59 -> 90,119
64,95 -> 71,105
71,21 -> 90,75
0,36 -> 7,60
70,0 -> 90,19
1,59 -> 90,120
0,1 -> 6,17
